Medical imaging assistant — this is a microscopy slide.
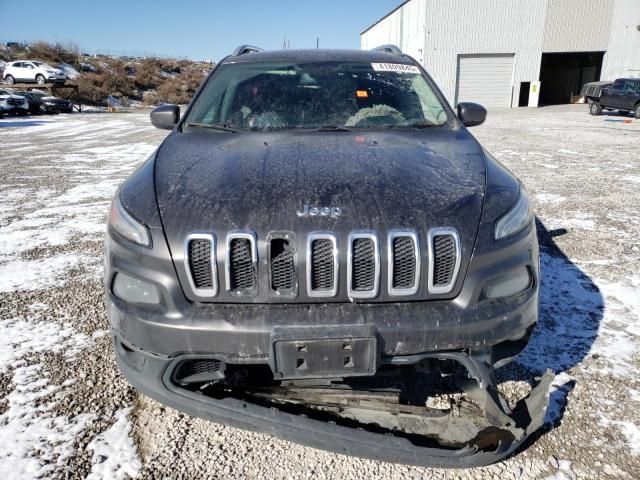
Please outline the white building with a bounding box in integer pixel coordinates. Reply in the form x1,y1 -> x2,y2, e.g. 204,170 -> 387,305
360,0 -> 640,108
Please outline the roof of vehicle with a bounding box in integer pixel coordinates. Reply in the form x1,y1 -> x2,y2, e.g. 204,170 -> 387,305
222,48 -> 417,65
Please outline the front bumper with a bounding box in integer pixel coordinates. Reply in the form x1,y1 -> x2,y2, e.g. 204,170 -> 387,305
107,221 -> 539,364
114,335 -> 552,468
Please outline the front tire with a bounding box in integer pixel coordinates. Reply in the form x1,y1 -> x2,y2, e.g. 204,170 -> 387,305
36,74 -> 46,85
589,102 -> 602,115
635,104 -> 640,120
4,75 -> 15,85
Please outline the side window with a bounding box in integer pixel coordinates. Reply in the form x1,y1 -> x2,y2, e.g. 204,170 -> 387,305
13,62 -> 22,68
612,79 -> 625,90
25,63 -> 34,69
623,80 -> 635,93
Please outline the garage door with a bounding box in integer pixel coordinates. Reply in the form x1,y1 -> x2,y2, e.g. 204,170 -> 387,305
456,54 -> 515,108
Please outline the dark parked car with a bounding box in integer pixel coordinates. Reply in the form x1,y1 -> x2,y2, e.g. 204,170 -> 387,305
24,91 -> 73,113
15,91 -> 46,114
105,45 -> 552,468
584,78 -> 640,118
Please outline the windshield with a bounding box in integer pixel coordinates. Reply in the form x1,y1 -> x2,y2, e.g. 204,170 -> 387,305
185,60 -> 450,131
32,62 -> 54,69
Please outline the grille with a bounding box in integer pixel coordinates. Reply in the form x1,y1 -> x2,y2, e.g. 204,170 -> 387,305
174,359 -> 225,384
351,238 -> 375,292
188,239 -> 214,289
228,238 -> 256,291
432,235 -> 457,287
178,359 -> 223,377
270,238 -> 295,292
392,236 -> 417,289
310,238 -> 335,292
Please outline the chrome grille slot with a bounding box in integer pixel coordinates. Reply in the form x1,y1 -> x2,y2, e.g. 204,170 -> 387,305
307,233 -> 338,297
184,233 -> 217,297
428,228 -> 461,294
270,237 -> 295,293
348,232 -> 379,299
226,233 -> 257,294
388,230 -> 420,296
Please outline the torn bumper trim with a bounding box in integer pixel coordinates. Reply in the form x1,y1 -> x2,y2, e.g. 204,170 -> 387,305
114,336 -> 553,468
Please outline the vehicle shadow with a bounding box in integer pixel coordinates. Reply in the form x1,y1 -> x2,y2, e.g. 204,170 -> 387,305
0,119 -> 47,128
601,109 -> 634,118
501,218 -> 604,443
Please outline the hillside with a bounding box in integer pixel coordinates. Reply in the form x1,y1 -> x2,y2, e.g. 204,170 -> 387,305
0,41 -> 214,106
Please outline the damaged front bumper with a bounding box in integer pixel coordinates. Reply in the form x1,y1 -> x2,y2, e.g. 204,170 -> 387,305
115,336 -> 552,468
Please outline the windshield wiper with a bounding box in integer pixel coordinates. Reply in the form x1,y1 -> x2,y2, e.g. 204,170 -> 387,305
184,122 -> 238,132
316,125 -> 351,132
402,122 -> 440,129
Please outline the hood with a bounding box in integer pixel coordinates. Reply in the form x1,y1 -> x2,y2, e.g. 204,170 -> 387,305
154,128 -> 486,302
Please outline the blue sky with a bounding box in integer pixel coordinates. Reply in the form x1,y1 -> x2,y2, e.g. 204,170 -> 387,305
0,1 -> 400,61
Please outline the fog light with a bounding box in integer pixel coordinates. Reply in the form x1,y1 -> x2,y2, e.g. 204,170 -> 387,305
112,272 -> 160,304
485,268 -> 531,299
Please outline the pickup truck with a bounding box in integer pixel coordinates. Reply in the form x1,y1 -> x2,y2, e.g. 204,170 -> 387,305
583,78 -> 640,118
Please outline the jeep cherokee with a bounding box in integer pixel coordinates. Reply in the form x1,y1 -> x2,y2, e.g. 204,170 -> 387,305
105,45 -> 551,468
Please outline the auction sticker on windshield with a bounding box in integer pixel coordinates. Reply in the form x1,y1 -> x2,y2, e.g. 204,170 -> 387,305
372,63 -> 421,74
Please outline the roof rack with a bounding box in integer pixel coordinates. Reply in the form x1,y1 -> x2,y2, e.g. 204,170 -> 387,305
371,45 -> 403,56
232,45 -> 265,56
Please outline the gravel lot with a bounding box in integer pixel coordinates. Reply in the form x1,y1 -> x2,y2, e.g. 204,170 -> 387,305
0,105 -> 638,479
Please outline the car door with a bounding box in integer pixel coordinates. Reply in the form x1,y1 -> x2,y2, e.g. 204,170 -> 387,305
602,79 -> 625,109
621,80 -> 639,111
23,62 -> 37,81
10,62 -> 25,81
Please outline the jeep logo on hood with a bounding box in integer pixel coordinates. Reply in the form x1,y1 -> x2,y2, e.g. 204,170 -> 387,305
296,204 -> 342,219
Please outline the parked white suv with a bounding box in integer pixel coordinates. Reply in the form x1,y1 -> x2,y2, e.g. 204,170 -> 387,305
3,61 -> 67,85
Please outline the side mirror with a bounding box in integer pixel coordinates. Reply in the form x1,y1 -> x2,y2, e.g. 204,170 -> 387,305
457,102 -> 487,127
150,104 -> 180,130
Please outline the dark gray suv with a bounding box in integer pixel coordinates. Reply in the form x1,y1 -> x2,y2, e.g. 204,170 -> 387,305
105,45 -> 551,468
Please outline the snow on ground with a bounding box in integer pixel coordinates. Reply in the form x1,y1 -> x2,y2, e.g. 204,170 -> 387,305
0,112 -> 161,479
0,106 -> 639,478
86,407 -> 142,480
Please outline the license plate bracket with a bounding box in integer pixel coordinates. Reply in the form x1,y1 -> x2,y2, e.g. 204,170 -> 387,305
270,325 -> 378,380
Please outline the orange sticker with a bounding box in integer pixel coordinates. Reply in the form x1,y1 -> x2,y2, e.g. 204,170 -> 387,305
356,90 -> 368,98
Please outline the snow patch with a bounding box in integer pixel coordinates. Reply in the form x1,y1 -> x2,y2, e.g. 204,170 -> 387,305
600,416 -> 640,455
535,193 -> 566,204
0,318 -> 90,372
0,362 -> 96,478
0,254 -> 91,292
544,460 -> 576,480
87,407 -> 142,480
622,175 -> 640,184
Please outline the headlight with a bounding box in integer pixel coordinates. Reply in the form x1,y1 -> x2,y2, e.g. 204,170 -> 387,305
494,188 -> 533,240
108,192 -> 151,247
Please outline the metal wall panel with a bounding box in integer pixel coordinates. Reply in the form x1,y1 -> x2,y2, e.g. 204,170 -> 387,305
601,0 -> 640,80
542,0 -> 614,53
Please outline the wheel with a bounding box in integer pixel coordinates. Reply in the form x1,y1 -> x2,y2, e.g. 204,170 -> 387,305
39,104 -> 48,114
36,74 -> 46,84
4,75 -> 15,85
635,104 -> 640,120
589,102 -> 602,115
